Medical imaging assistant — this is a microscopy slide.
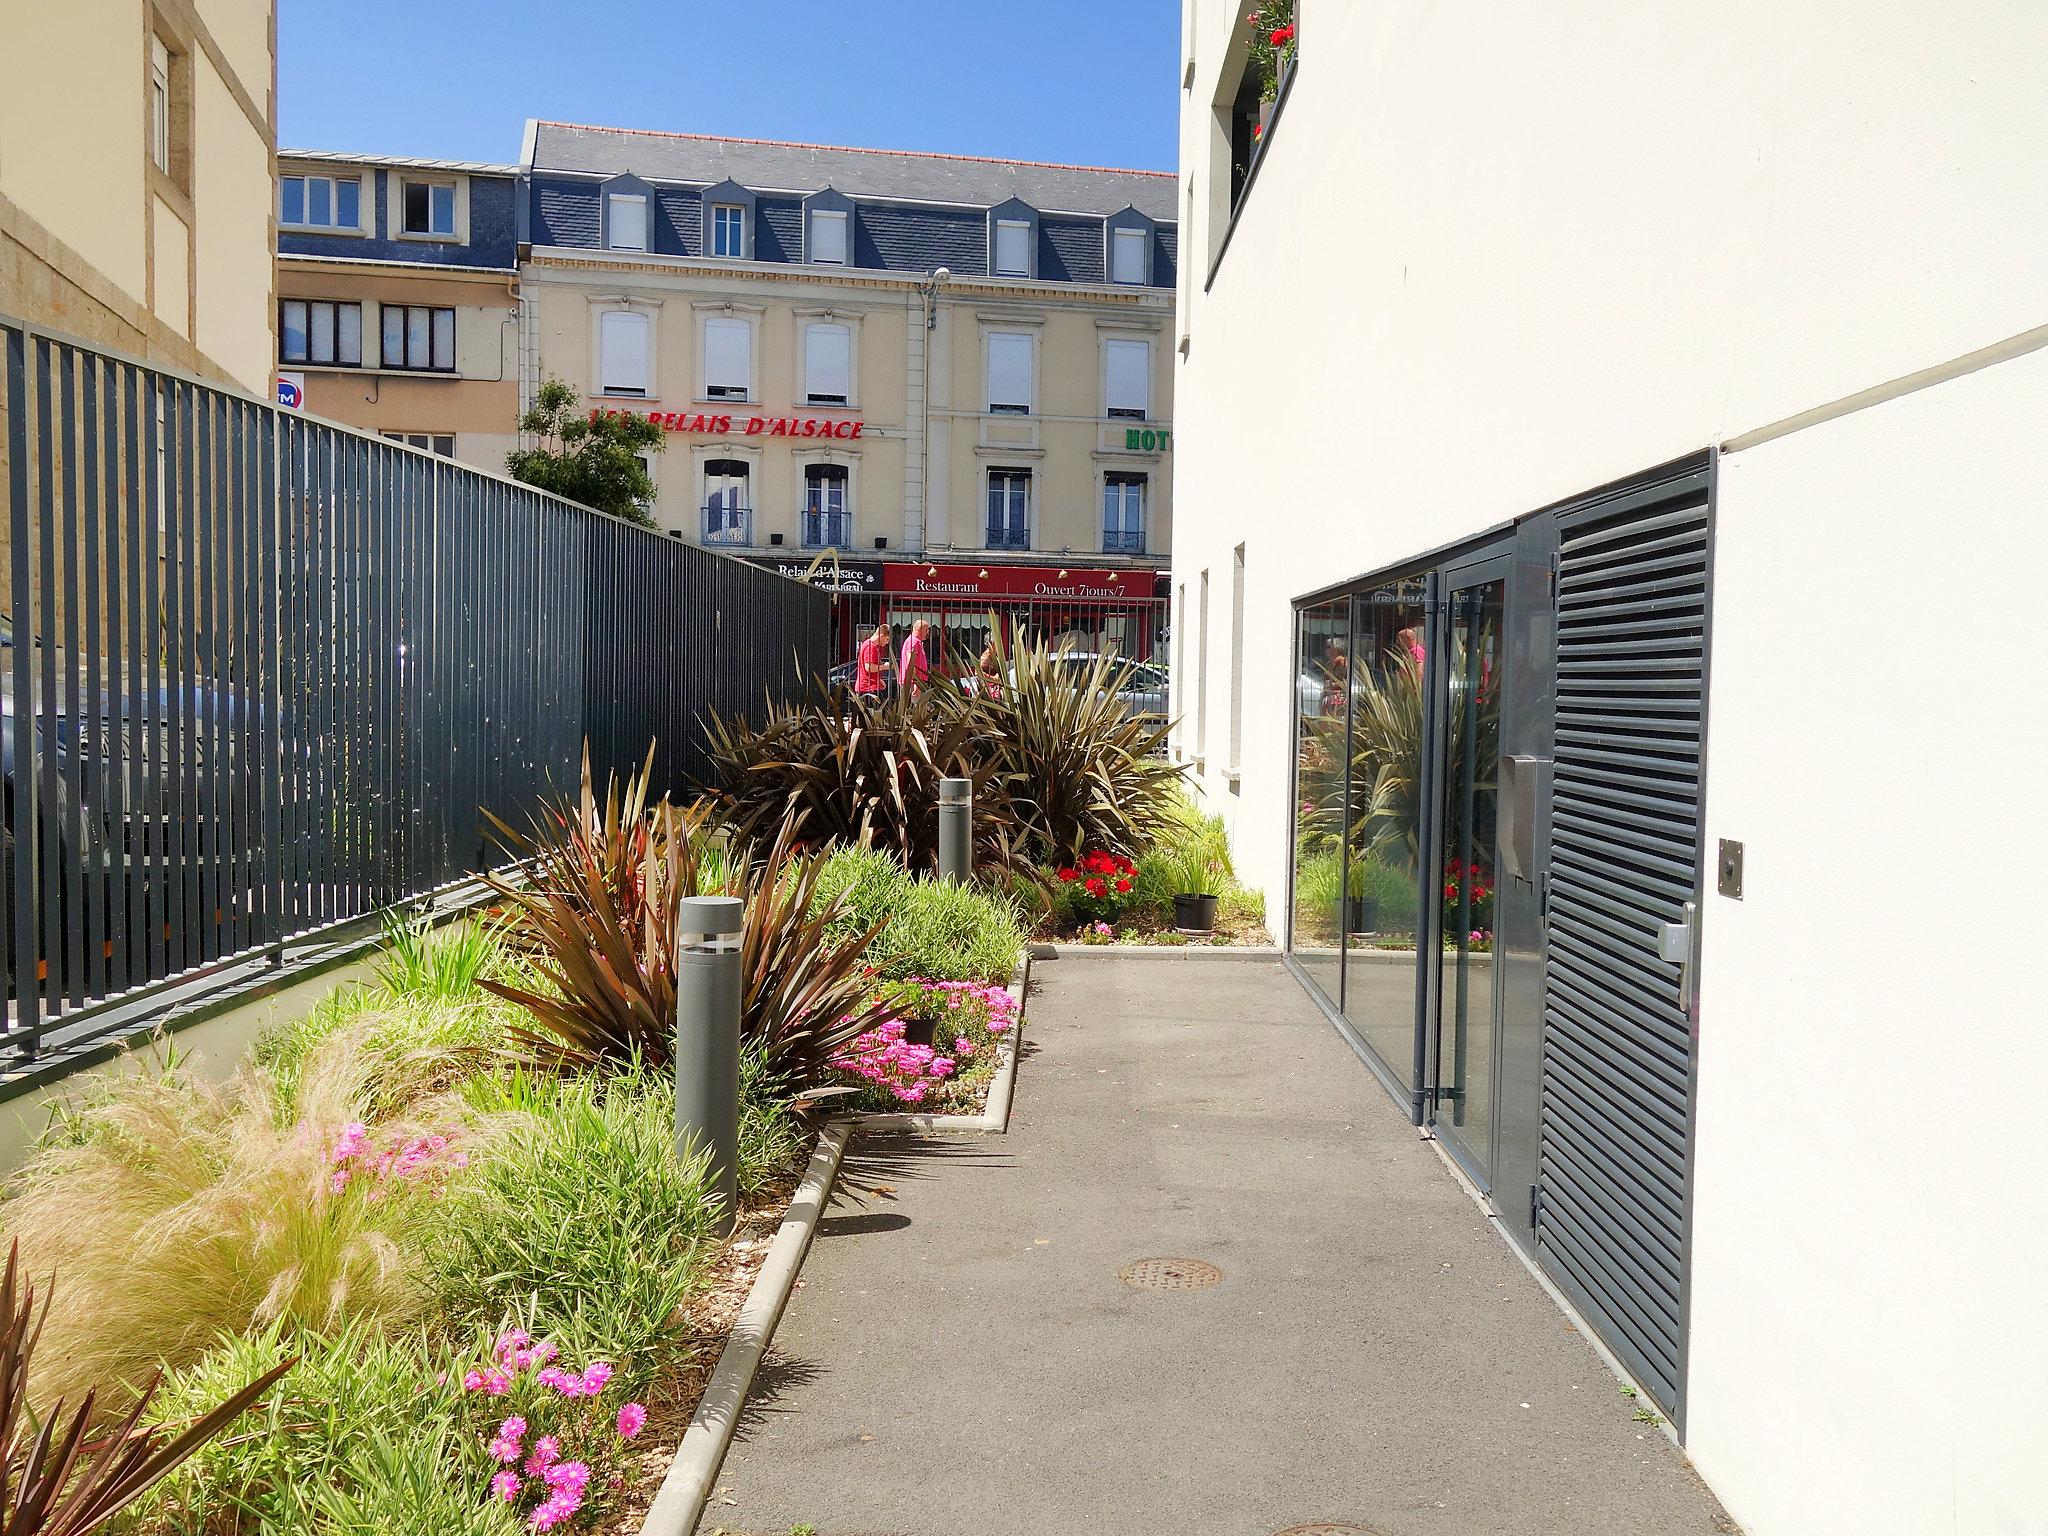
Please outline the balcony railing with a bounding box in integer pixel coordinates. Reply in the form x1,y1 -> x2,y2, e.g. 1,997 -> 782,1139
702,504 -> 752,547
986,526 -> 1030,551
1102,528 -> 1146,555
801,508 -> 851,549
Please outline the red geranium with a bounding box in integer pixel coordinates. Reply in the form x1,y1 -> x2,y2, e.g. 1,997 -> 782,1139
1085,877 -> 1107,897
1270,24 -> 1294,45
1057,866 -> 1078,882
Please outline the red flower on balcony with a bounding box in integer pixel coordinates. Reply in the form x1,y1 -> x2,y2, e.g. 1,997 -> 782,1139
1270,24 -> 1295,45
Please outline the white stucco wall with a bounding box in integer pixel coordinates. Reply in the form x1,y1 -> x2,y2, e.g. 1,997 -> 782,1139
1174,4 -> 2048,1533
1689,348 -> 2048,1536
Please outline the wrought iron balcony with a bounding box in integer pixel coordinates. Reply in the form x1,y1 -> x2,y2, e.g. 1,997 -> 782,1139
1102,529 -> 1147,555
701,503 -> 751,547
801,507 -> 851,549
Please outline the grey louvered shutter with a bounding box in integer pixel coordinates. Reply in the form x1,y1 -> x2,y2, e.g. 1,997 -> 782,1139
1540,466 -> 1711,1422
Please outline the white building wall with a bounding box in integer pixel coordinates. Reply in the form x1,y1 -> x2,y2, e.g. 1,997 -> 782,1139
1175,4 -> 2048,1533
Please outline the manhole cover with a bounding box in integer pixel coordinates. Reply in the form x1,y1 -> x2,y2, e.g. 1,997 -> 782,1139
1271,1526 -> 1380,1536
1118,1257 -> 1222,1291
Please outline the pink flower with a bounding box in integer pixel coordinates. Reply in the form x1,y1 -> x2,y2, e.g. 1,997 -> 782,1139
954,1035 -> 972,1053
617,1401 -> 648,1438
534,1366 -> 573,1394
329,1168 -> 349,1194
491,1470 -> 521,1503
524,1433 -> 561,1476
579,1361 -> 613,1396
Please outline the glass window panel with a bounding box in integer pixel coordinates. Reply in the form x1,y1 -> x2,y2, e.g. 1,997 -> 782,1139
280,176 -> 305,225
335,177 -> 359,228
403,181 -> 428,232
1290,596 -> 1355,1009
609,194 -> 647,250
382,306 -> 404,365
986,331 -> 1032,412
600,311 -> 649,394
1332,576 -> 1432,1089
337,303 -> 361,366
407,307 -> 429,366
805,323 -> 851,403
308,176 -> 331,227
995,219 -> 1029,276
281,300 -> 308,361
430,183 -> 455,234
1112,227 -> 1147,283
309,302 -> 335,364
1105,338 -> 1149,418
810,210 -> 847,263
713,205 -> 742,256
431,308 -> 455,370
704,317 -> 751,395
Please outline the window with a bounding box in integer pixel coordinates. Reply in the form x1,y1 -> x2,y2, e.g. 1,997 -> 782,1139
809,209 -> 847,264
149,35 -> 172,174
1112,227 -> 1148,284
803,465 -> 849,548
280,174 -> 361,230
1196,568 -> 1211,763
1104,475 -> 1146,554
1105,338 -> 1150,420
804,322 -> 851,406
381,305 -> 455,372
381,431 -> 456,458
279,300 -> 362,367
599,311 -> 650,396
703,459 -> 750,546
401,180 -> 457,236
987,470 -> 1030,549
1229,543 -> 1246,775
607,193 -> 647,251
986,331 -> 1033,414
712,204 -> 745,257
994,219 -> 1030,277
703,317 -> 752,400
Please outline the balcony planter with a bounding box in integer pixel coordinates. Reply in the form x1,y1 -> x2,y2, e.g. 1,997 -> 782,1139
1173,892 -> 1219,933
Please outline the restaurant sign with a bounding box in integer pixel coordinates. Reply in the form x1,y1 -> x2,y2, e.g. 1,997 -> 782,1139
591,408 -> 863,440
744,556 -> 883,593
882,563 -> 1158,600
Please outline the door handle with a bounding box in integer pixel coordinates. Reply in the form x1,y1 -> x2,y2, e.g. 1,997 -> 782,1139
1657,900 -> 1701,1027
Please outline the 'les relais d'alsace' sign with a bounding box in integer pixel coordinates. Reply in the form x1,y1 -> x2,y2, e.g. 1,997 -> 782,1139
590,407 -> 864,440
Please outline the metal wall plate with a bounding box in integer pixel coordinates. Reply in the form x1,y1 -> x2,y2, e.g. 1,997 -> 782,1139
1717,839 -> 1744,899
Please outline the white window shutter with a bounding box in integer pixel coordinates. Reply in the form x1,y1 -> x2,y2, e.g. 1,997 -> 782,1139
1112,227 -> 1147,283
995,220 -> 1030,276
1106,338 -> 1150,415
704,317 -> 752,394
600,311 -> 649,393
811,210 -> 847,263
806,323 -> 851,401
609,194 -> 647,251
986,332 -> 1033,409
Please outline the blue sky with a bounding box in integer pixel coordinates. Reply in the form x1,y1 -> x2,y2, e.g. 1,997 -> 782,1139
280,0 -> 1181,171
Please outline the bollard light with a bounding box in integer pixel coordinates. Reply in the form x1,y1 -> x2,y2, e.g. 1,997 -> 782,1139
675,894 -> 745,1235
937,776 -> 972,885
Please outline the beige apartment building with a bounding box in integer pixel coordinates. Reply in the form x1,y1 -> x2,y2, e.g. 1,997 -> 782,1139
520,121 -> 1177,663
0,0 -> 276,391
274,151 -> 521,470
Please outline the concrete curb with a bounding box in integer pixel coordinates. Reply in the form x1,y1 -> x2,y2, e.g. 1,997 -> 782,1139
849,952 -> 1029,1135
1038,942 -> 1281,960
637,954 -> 1033,1533
637,1118 -> 853,1536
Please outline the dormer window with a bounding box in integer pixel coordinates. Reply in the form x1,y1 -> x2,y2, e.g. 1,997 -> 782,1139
994,219 -> 1030,277
607,192 -> 647,251
1112,227 -> 1148,284
712,204 -> 745,257
809,209 -> 847,264
402,179 -> 456,237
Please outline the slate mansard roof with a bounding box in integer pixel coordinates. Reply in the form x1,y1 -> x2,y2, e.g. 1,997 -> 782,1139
523,120 -> 1178,288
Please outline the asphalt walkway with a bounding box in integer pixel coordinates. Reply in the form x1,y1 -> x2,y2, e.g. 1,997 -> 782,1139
703,951 -> 1732,1536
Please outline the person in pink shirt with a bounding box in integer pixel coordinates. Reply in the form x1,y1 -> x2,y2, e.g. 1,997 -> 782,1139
854,622 -> 890,698
898,619 -> 931,691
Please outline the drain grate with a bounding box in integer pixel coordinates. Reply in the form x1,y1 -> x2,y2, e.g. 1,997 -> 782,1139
1117,1257 -> 1222,1291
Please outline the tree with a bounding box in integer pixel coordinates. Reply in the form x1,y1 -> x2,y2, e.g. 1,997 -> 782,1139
505,375 -> 665,527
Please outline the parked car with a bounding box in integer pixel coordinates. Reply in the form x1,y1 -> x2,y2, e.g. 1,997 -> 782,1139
963,651 -> 1168,724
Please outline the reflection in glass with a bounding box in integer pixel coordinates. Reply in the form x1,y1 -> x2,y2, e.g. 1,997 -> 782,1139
1339,579 -> 1429,1089
1289,598 -> 1351,1005
1435,579 -> 1503,1178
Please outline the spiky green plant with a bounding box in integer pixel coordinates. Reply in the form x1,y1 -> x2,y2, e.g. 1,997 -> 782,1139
483,747 -> 893,1094
701,683 -> 1020,874
0,1241 -> 294,1535
976,626 -> 1184,863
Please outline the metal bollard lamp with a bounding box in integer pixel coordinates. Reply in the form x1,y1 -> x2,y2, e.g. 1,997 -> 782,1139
675,893 -> 745,1235
937,776 -> 972,884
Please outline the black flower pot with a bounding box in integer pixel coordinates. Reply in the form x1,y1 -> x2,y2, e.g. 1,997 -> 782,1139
902,1016 -> 938,1048
1173,892 -> 1219,933
1345,894 -> 1379,935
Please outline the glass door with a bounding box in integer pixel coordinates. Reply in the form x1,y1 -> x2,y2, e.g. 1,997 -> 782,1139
1431,566 -> 1506,1187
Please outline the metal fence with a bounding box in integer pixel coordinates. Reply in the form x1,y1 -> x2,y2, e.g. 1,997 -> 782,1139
1,314 -> 828,1065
